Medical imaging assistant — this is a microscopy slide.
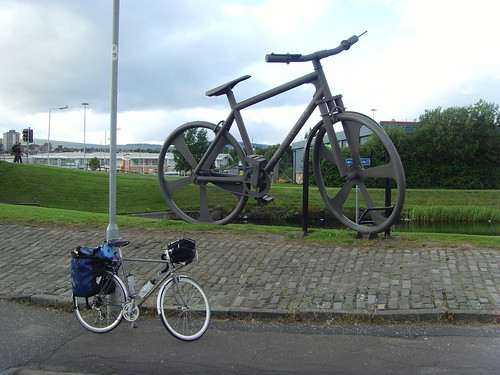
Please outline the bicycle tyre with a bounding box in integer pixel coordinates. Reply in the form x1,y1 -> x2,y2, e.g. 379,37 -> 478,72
157,121 -> 249,225
158,276 -> 211,341
73,272 -> 127,333
312,111 -> 405,234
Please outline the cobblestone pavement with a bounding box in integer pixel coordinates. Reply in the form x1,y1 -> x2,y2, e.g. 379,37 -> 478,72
0,224 -> 498,322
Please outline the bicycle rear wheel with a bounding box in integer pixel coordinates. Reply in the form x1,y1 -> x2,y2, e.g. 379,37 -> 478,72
158,276 -> 210,341
157,121 -> 248,224
313,111 -> 405,234
73,272 -> 127,333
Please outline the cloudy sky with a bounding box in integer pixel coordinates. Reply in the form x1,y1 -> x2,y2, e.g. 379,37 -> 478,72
0,0 -> 498,146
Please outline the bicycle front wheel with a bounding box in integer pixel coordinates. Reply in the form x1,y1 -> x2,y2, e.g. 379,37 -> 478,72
313,111 -> 405,234
73,272 -> 127,333
158,276 -> 210,341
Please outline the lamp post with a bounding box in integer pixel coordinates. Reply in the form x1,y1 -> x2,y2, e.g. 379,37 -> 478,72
81,102 -> 89,169
47,105 -> 68,165
107,0 -> 120,242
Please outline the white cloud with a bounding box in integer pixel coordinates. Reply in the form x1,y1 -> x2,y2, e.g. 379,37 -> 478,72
0,0 -> 499,147
223,0 -> 337,33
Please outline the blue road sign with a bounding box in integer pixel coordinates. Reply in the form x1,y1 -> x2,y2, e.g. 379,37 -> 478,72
345,158 -> 371,166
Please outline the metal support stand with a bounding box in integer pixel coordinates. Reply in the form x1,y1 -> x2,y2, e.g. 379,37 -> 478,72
301,122 -> 324,238
384,153 -> 392,240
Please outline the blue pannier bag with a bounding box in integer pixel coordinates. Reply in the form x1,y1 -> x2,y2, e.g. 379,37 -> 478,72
71,246 -> 107,297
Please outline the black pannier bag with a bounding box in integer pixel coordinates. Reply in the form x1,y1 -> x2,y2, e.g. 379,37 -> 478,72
162,238 -> 197,265
71,246 -> 106,297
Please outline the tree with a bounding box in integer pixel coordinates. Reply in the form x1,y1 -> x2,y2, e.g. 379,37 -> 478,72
173,128 -> 210,173
228,148 -> 238,163
88,157 -> 101,171
310,100 -> 499,189
412,100 -> 499,188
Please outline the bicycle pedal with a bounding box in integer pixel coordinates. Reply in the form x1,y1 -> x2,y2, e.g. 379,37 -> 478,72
256,194 -> 274,204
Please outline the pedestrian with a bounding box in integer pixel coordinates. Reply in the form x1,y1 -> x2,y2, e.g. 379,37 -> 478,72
12,142 -> 22,163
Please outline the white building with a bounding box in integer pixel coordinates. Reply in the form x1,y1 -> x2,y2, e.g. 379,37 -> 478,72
25,151 -> 235,173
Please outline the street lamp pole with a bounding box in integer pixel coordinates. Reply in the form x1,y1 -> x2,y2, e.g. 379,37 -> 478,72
81,102 -> 89,170
47,105 -> 68,165
107,0 -> 121,242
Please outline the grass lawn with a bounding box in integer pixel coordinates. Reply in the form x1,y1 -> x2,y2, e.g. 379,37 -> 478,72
1,161 -> 498,223
0,203 -> 497,248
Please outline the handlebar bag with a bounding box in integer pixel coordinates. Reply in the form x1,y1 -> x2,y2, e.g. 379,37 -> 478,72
163,238 -> 197,265
71,246 -> 106,297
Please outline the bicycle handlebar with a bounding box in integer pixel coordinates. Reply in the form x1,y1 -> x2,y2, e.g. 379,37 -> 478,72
265,32 -> 365,64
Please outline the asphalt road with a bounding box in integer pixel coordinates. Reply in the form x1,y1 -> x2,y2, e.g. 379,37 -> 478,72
1,300 -> 498,375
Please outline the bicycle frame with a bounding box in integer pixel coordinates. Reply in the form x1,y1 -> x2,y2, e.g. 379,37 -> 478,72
195,60 -> 349,179
113,247 -> 186,308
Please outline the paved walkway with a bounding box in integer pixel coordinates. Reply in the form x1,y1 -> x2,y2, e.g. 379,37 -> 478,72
0,224 -> 498,322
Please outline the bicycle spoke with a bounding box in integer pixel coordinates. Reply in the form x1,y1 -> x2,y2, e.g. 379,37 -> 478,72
318,142 -> 337,164
164,175 -> 194,195
342,121 -> 362,161
198,185 -> 213,222
330,180 -> 355,211
361,163 -> 395,179
172,133 -> 198,169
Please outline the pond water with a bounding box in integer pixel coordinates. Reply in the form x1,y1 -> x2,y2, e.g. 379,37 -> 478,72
300,218 -> 499,236
391,221 -> 499,236
130,212 -> 499,236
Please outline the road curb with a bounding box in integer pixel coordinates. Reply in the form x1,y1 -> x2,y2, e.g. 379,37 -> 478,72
0,369 -> 93,375
14,293 -> 500,325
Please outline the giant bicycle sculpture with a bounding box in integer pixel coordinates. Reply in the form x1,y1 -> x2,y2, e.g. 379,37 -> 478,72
158,33 -> 405,234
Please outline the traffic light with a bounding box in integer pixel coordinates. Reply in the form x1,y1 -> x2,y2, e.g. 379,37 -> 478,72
22,128 -> 33,142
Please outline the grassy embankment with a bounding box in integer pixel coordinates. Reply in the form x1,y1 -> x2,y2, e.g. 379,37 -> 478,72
0,161 -> 498,247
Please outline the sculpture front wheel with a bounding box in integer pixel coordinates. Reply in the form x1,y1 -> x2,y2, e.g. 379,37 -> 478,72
157,121 -> 248,225
312,112 -> 406,234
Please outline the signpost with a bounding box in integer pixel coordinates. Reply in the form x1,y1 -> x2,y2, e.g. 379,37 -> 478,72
123,153 -> 131,172
345,158 -> 371,224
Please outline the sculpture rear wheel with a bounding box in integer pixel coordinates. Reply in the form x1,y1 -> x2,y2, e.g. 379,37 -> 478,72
158,121 -> 248,224
312,112 -> 405,234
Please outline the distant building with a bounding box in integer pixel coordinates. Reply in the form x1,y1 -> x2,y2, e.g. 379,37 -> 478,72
24,151 -> 235,174
28,151 -> 166,173
2,130 -> 19,152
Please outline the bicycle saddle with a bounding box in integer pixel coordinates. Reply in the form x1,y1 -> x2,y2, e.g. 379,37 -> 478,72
206,75 -> 251,97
